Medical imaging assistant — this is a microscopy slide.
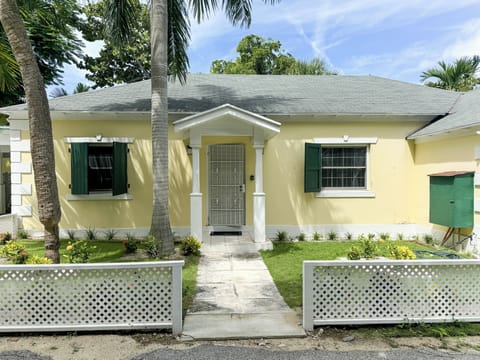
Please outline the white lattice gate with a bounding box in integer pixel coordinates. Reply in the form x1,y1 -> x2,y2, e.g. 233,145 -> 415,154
303,260 -> 480,331
0,261 -> 184,334
208,144 -> 245,226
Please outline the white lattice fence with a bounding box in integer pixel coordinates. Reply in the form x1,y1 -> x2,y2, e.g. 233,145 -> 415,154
0,261 -> 184,334
303,260 -> 480,331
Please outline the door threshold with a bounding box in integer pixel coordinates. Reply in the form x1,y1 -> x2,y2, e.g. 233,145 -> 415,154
209,225 -> 242,236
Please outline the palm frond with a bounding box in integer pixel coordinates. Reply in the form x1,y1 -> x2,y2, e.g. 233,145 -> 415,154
222,0 -> 252,27
0,37 -> 21,92
105,0 -> 138,45
188,0 -> 218,23
168,0 -> 190,83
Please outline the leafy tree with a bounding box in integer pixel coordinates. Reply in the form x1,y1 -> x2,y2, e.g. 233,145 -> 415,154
211,34 -> 295,74
210,34 -> 336,75
0,0 -> 83,105
78,0 -> 151,88
107,0 -> 280,256
421,56 -> 480,91
0,0 -> 62,262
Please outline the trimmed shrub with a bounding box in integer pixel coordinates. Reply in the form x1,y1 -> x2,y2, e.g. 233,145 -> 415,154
181,236 -> 202,256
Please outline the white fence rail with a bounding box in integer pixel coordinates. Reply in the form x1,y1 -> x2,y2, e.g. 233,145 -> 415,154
0,261 -> 184,334
303,259 -> 480,331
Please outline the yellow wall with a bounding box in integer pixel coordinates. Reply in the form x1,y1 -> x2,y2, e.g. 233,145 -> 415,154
264,121 -> 423,226
22,116 -> 478,233
411,135 -> 479,231
21,120 -> 192,230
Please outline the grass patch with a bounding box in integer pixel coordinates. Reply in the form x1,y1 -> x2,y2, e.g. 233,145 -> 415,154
259,241 -> 456,308
182,255 -> 200,317
358,321 -> 480,338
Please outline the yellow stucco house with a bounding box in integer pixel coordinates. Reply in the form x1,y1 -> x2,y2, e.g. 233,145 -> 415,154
1,74 -> 479,251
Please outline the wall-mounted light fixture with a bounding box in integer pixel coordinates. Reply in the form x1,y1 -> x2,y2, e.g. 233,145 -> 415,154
186,144 -> 193,155
96,133 -> 103,141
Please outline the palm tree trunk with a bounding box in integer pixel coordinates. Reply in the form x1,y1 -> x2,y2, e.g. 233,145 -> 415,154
0,0 -> 61,263
149,0 -> 174,255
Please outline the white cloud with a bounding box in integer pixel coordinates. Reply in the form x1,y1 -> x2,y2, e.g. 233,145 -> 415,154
442,18 -> 480,59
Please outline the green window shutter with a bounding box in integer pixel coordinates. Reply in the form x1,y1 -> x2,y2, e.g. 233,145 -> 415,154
71,143 -> 88,195
304,143 -> 322,193
113,142 -> 128,195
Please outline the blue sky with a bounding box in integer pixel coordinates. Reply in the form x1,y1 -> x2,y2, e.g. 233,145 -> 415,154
59,0 -> 480,93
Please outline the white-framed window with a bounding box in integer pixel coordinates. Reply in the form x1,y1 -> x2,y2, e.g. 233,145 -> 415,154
304,137 -> 377,198
64,137 -> 134,200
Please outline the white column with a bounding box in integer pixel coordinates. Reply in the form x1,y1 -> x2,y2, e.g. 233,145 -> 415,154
190,140 -> 202,242
253,143 -> 266,243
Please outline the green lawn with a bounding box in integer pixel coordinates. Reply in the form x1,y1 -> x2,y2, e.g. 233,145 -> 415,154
259,240 -> 456,308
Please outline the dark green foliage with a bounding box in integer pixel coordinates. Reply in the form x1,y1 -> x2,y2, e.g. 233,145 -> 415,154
0,0 -> 83,105
144,235 -> 162,259
211,34 -> 336,76
275,230 -> 289,242
79,0 -> 151,88
421,55 -> 480,91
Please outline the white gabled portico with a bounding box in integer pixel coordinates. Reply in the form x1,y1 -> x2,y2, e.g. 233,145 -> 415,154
173,104 -> 280,243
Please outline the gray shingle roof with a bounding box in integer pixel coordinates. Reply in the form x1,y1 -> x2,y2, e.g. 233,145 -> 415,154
0,74 -> 460,116
408,89 -> 480,139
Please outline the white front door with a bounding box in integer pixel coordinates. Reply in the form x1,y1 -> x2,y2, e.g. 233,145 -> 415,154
208,144 -> 245,226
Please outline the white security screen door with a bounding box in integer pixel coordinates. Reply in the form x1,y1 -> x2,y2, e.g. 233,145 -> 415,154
208,144 -> 245,226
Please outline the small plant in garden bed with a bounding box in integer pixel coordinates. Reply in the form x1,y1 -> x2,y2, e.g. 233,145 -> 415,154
312,231 -> 322,241
275,230 -> 289,242
344,232 -> 353,241
367,233 -> 376,240
389,244 -> 416,260
123,233 -> 138,254
181,236 -> 202,256
327,231 -> 337,241
85,227 -> 97,241
104,229 -> 117,241
17,229 -> 29,240
396,233 -> 404,241
1,240 -> 28,264
423,234 -> 434,245
0,232 -> 11,245
25,255 -> 52,264
347,246 -> 362,260
67,230 -> 76,241
297,232 -> 306,242
144,235 -> 162,259
64,240 -> 96,263
379,232 -> 390,241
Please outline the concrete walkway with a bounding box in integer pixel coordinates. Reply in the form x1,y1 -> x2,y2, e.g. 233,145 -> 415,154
182,234 -> 306,340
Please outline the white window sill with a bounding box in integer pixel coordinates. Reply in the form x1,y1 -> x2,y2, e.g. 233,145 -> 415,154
315,190 -> 376,198
66,193 -> 133,201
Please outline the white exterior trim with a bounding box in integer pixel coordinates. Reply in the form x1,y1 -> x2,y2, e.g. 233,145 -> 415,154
10,151 -> 20,163
11,205 -> 32,217
313,136 -> 378,144
66,193 -> 133,201
64,137 -> 134,143
316,190 -> 376,198
10,140 -> 30,152
11,162 -> 31,174
11,184 -> 32,196
10,174 -> 21,184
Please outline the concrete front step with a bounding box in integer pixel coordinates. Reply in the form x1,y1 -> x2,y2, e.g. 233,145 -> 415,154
182,312 -> 306,340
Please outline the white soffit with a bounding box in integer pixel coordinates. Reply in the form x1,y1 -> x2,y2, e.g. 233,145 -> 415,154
173,103 -> 281,139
